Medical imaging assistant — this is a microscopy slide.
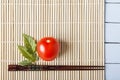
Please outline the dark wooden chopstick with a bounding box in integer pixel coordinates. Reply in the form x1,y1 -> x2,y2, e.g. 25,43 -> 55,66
8,65 -> 104,71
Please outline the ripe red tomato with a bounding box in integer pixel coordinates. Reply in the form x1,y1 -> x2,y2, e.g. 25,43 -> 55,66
37,37 -> 60,61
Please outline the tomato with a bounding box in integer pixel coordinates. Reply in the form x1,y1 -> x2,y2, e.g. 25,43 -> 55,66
37,37 -> 60,61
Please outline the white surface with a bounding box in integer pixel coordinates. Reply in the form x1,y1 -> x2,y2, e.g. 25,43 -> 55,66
106,0 -> 120,2
106,4 -> 120,22
105,23 -> 120,42
106,1 -> 120,80
106,44 -> 120,63
106,64 -> 120,80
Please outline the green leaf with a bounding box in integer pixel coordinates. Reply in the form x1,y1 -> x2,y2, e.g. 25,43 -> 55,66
23,34 -> 36,53
19,60 -> 32,66
18,46 -> 36,62
17,34 -> 39,66
34,53 -> 39,61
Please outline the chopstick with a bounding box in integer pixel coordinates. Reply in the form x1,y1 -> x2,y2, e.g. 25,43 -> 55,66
8,65 -> 104,71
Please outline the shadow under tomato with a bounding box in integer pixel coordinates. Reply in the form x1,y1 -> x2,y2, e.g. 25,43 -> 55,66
58,40 -> 69,57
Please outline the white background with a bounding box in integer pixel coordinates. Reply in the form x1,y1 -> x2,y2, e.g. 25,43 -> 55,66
106,0 -> 120,80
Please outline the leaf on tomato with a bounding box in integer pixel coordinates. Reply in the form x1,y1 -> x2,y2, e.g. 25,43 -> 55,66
18,46 -> 36,62
19,60 -> 32,66
17,34 -> 39,66
23,34 -> 36,53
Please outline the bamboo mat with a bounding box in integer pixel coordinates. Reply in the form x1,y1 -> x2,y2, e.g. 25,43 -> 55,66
0,0 -> 104,80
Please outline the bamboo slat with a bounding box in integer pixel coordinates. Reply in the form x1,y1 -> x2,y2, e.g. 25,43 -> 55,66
0,0 -> 104,80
